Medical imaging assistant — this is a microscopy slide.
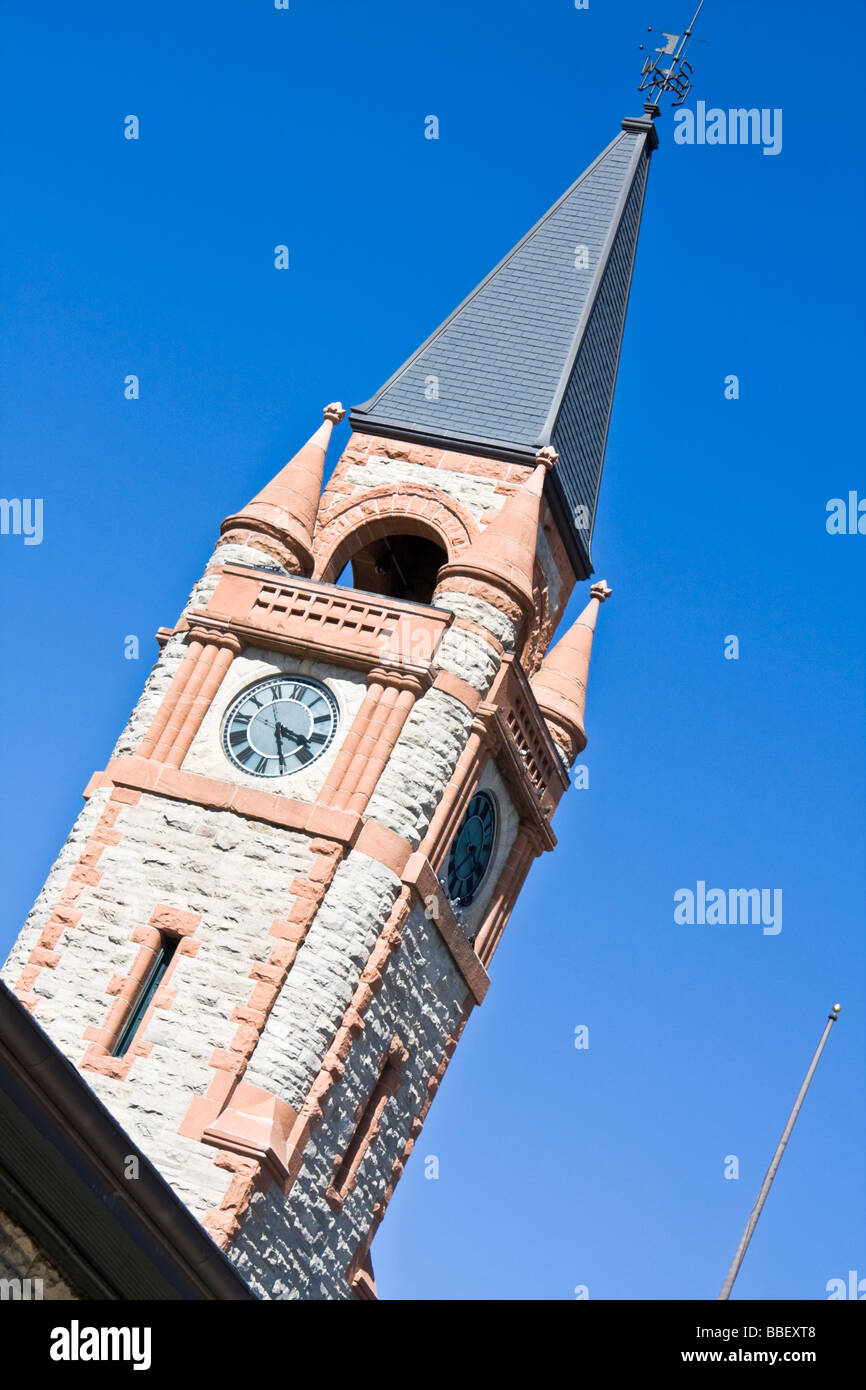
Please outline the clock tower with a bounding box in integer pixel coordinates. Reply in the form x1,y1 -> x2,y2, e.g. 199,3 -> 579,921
2,109 -> 656,1299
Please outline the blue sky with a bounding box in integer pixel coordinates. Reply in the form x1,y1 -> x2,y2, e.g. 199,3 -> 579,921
1,0 -> 863,1300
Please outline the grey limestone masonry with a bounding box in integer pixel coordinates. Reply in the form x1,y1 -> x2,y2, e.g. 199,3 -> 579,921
2,785 -> 114,987
433,591 -> 520,653
432,621 -> 502,694
365,588 -> 518,845
229,898 -> 468,1300
112,632 -> 187,759
184,564 -> 223,616
365,688 -> 476,847
244,852 -> 403,1108
0,1210 -> 80,1300
2,556 -> 526,1292
207,538 -> 288,576
110,556 -> 221,761
343,454 -> 504,522
536,524 -> 562,617
227,579 -> 518,1290
218,575 -> 516,1291
3,789 -> 317,1222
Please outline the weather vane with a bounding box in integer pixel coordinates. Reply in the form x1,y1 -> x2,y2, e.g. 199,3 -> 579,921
637,0 -> 706,113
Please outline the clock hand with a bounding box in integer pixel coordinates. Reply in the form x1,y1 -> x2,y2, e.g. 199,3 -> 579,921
277,721 -> 304,745
274,721 -> 286,774
455,848 -> 477,877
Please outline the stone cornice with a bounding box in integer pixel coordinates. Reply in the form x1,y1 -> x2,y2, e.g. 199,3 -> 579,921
179,565 -> 453,684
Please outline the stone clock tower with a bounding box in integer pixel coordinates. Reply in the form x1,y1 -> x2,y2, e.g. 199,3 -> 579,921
2,110 -> 657,1299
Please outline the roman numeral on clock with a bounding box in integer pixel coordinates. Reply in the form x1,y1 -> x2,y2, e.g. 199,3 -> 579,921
225,677 -> 338,779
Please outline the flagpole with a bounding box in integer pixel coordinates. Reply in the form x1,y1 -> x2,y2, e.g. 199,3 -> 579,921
718,1004 -> 842,1301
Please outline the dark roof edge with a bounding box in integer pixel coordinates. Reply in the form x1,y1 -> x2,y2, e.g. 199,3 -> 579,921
547,469 -> 593,580
343,420 -> 592,580
0,982 -> 255,1301
539,126 -> 653,448
345,414 -> 540,465
582,127 -> 655,558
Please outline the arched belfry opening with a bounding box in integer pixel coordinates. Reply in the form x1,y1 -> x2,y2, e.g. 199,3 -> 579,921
337,531 -> 447,605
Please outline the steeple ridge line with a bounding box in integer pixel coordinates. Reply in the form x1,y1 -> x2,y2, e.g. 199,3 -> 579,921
535,129 -> 652,452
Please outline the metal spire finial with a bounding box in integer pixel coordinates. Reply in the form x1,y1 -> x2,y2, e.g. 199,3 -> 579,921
637,1 -> 706,113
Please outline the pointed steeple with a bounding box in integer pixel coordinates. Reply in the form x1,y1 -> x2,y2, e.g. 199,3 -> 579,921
531,580 -> 612,763
350,114 -> 657,579
218,403 -> 345,576
434,449 -> 553,628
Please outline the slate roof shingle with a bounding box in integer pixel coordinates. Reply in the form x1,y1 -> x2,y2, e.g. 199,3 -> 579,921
350,116 -> 657,579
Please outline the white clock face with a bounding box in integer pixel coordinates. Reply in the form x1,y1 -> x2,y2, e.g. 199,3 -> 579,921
223,676 -> 339,778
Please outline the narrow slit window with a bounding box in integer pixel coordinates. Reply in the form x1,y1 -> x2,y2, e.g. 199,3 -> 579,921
331,1041 -> 405,1200
112,934 -> 179,1058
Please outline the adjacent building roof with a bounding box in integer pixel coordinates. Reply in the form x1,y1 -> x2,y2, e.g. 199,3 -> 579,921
0,983 -> 255,1300
350,114 -> 657,579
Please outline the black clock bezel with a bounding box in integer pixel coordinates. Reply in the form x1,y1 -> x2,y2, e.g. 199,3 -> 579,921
222,674 -> 340,779
446,790 -> 497,907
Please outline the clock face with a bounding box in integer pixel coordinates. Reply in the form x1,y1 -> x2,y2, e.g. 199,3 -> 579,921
223,676 -> 339,778
446,791 -> 497,907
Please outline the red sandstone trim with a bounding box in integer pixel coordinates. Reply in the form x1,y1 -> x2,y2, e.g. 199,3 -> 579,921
143,630 -> 242,769
199,887 -> 411,1245
345,993 -> 474,1291
200,1082 -> 300,1188
184,836 -> 344,1147
353,820 -> 414,878
202,1152 -> 268,1248
324,1034 -> 408,1210
196,839 -> 487,1249
323,668 -> 425,817
87,756 -> 364,844
348,1256 -> 378,1300
473,825 -> 540,966
344,683 -> 418,815
138,638 -> 204,760
81,905 -> 201,1080
432,669 -> 483,713
419,727 -> 490,871
194,570 -> 451,682
402,854 -> 489,1004
331,675 -> 394,810
313,484 -> 475,585
319,674 -> 385,807
434,574 -> 525,630
11,790 -> 138,1011
163,636 -> 240,769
